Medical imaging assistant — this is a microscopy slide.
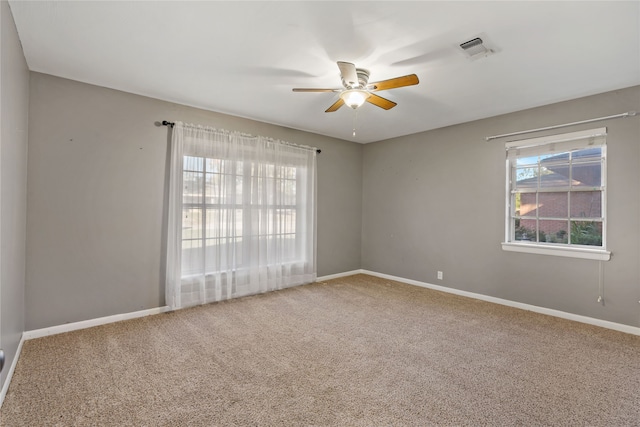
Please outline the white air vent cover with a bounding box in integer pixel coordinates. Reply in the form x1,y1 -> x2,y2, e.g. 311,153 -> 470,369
459,37 -> 494,60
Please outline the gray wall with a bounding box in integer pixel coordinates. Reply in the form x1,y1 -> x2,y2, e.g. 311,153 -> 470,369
0,0 -> 29,387
26,72 -> 362,330
362,86 -> 640,327
22,69 -> 640,331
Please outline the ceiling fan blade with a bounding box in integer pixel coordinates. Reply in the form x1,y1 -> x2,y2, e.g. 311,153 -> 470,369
337,61 -> 359,88
368,74 -> 419,92
292,88 -> 341,92
366,93 -> 397,110
325,98 -> 345,113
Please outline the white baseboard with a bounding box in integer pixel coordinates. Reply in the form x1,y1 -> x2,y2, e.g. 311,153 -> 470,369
14,269 -> 640,339
0,334 -> 26,409
316,269 -> 364,282
360,269 -> 640,337
23,306 -> 171,341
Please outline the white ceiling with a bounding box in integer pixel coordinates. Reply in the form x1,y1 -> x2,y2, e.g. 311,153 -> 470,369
8,1 -> 640,143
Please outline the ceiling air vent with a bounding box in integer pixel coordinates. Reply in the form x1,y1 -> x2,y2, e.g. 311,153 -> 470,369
459,37 -> 494,60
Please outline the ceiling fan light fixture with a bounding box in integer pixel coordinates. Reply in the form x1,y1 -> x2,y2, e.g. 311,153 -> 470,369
340,89 -> 370,109
292,61 -> 418,113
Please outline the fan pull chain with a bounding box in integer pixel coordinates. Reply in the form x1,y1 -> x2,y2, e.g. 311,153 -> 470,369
352,109 -> 358,137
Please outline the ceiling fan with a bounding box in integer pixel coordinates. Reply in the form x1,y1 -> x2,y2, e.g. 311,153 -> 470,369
292,61 -> 419,112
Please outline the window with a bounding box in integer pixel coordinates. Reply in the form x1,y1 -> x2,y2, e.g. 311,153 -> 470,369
181,156 -> 301,277
165,122 -> 316,309
502,127 -> 610,260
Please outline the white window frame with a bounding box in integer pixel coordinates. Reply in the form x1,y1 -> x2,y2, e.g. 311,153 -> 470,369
180,153 -> 306,278
501,127 -> 611,261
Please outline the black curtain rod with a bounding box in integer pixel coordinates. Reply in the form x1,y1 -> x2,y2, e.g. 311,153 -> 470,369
160,120 -> 321,154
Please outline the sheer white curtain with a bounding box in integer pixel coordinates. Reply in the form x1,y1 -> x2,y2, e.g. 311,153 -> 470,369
166,122 -> 317,309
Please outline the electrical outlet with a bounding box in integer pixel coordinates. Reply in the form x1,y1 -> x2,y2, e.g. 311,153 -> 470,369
437,271 -> 443,280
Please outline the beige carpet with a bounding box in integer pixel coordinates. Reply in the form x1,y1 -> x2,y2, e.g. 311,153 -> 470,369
2,274 -> 639,426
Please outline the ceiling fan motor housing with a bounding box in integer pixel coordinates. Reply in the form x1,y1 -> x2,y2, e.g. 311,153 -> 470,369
356,69 -> 370,88
342,69 -> 370,89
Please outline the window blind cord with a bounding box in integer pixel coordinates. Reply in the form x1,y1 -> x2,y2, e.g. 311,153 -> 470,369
597,260 -> 605,305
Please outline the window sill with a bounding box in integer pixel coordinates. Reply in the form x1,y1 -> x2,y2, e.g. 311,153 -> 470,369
501,242 -> 611,261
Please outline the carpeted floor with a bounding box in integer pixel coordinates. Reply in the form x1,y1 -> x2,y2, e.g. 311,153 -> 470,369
2,274 -> 639,426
